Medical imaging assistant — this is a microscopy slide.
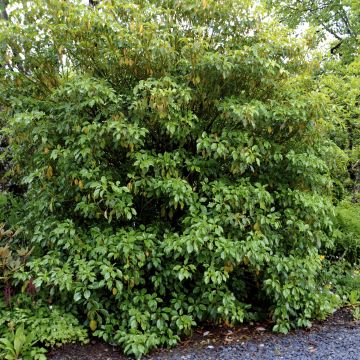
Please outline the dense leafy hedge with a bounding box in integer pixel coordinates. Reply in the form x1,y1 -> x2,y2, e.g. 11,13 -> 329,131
0,0 -> 341,358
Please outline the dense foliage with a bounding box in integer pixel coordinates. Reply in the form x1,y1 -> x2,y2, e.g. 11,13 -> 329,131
269,0 -> 360,193
321,55 -> 360,194
267,0 -> 359,62
0,300 -> 87,360
332,197 -> 360,263
0,0 -> 358,358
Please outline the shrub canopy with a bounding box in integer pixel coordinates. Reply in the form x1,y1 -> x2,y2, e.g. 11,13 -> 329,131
0,0 -> 338,357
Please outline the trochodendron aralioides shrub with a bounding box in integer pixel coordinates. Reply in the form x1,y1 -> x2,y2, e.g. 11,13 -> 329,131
0,0 -> 341,358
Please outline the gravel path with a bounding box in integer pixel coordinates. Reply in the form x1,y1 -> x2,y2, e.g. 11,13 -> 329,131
150,326 -> 360,360
48,309 -> 360,360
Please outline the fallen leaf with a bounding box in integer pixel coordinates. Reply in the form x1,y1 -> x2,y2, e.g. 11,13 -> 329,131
256,326 -> 266,332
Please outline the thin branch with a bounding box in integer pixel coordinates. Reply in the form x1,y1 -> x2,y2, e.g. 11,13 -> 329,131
330,40 -> 343,55
319,21 -> 343,41
340,11 -> 354,37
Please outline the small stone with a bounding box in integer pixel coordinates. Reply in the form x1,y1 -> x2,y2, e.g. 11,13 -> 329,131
208,345 -> 214,349
203,331 -> 210,336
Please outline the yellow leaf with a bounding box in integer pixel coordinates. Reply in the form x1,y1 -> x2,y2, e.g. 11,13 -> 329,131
192,75 -> 201,84
112,288 -> 118,296
224,262 -> 234,273
253,222 -> 260,231
161,206 -> 166,217
224,320 -> 234,328
267,127 -> 273,134
89,320 -> 97,331
243,256 -> 249,265
78,180 -> 84,189
21,280 -> 29,293
46,165 -> 53,179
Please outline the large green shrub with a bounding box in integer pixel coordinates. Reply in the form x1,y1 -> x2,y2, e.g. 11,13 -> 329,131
1,0 -> 340,357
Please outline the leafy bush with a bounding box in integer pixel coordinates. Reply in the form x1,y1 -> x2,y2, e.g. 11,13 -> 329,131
319,259 -> 360,319
0,301 -> 88,347
0,0 -> 342,358
0,323 -> 47,360
332,198 -> 360,263
0,192 -> 24,227
0,213 -> 87,357
0,299 -> 87,359
0,222 -> 32,309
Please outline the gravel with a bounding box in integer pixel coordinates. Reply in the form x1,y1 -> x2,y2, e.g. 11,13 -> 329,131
149,326 -> 360,360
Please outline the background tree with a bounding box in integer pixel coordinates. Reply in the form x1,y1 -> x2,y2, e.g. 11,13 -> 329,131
267,0 -> 359,60
268,0 -> 359,195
